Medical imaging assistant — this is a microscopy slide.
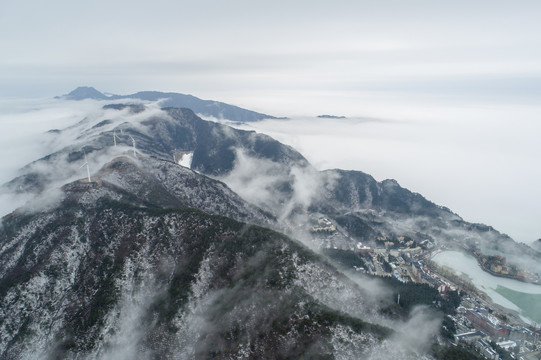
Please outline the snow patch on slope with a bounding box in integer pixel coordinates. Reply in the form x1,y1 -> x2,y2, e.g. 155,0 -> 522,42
170,254 -> 214,358
177,152 -> 193,169
291,253 -> 376,321
0,222 -> 91,359
330,324 -> 378,360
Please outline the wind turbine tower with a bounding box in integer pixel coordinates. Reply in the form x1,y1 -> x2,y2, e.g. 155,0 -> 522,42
129,135 -> 136,157
79,153 -> 91,183
113,130 -> 121,147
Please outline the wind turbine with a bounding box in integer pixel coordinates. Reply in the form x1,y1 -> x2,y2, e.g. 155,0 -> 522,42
113,130 -> 121,147
128,135 -> 136,157
79,153 -> 91,183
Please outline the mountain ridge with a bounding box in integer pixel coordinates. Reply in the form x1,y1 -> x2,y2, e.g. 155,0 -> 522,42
2,102 -> 534,263
61,87 -> 278,122
0,156 -> 404,359
0,100 -> 535,359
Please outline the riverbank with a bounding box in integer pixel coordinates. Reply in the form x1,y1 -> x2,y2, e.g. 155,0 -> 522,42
432,250 -> 541,325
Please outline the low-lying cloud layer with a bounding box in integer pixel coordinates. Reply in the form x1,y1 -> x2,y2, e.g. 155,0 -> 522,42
219,149 -> 327,221
233,103 -> 541,244
0,97 -> 168,219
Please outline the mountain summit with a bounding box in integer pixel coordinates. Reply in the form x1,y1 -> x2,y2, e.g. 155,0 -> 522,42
63,86 -> 110,100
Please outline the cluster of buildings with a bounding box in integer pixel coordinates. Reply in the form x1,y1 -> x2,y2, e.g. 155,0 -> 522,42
362,239 -> 541,359
465,309 -> 512,338
451,298 -> 541,359
310,217 -> 337,233
480,255 -> 513,276
473,249 -> 541,284
308,215 -> 541,359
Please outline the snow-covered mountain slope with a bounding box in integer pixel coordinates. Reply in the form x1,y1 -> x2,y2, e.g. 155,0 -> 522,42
0,169 -> 433,359
0,99 -> 533,359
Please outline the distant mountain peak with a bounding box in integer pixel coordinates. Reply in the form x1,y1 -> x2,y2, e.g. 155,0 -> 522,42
59,87 -> 278,122
317,114 -> 346,119
64,86 -> 109,100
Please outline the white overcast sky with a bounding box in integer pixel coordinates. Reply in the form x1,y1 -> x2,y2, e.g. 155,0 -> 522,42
2,0 -> 540,108
1,0 -> 540,243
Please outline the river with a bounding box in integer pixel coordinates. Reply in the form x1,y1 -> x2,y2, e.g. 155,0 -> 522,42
432,250 -> 541,324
